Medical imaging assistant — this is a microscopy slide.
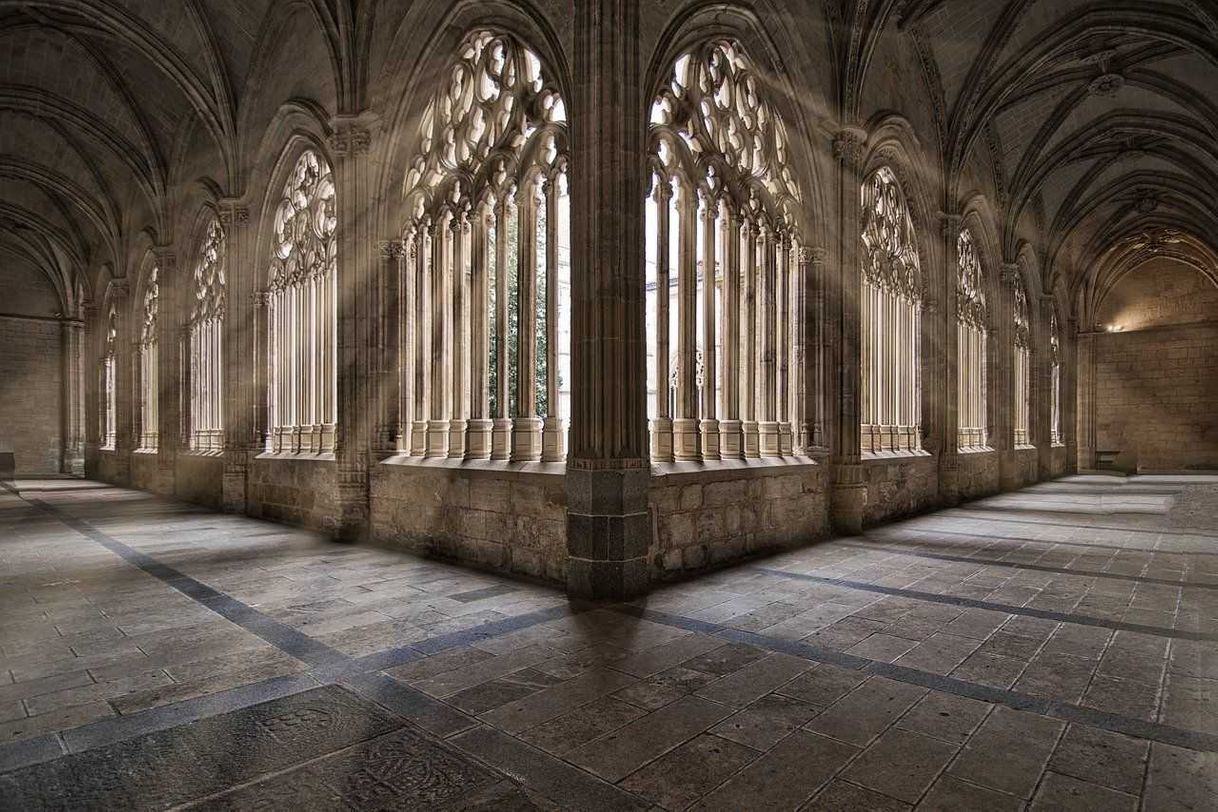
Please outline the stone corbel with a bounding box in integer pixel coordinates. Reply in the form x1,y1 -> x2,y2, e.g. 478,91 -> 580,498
831,127 -> 868,169
1000,262 -> 1021,289
328,113 -> 380,157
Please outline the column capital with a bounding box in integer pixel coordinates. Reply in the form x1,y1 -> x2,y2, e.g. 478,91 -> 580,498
376,239 -> 404,261
217,198 -> 249,226
937,211 -> 963,239
831,126 -> 868,168
1000,262 -> 1021,288
801,246 -> 827,264
105,278 -> 130,301
328,112 -> 379,156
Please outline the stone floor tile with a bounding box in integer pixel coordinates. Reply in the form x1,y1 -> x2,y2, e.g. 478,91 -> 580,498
1160,673 -> 1218,734
447,668 -> 564,715
385,646 -> 495,682
620,733 -> 759,810
892,633 -> 982,675
711,693 -> 820,751
693,730 -> 857,811
915,774 -> 1024,811
896,692 -> 992,745
804,616 -> 889,651
695,653 -> 811,707
479,667 -> 637,734
0,699 -> 114,743
776,663 -> 866,708
803,676 -> 927,746
947,706 -> 1064,799
611,678 -> 687,711
840,728 -> 958,803
518,696 -> 647,756
803,779 -> 911,811
949,651 -> 1025,689
845,633 -> 919,663
1030,772 -> 1138,811
1047,724 -> 1148,795
1143,742 -> 1218,811
568,695 -> 733,782
412,644 -> 559,698
679,643 -> 769,676
1081,674 -> 1161,722
977,630 -> 1043,661
1012,651 -> 1096,703
603,633 -> 723,678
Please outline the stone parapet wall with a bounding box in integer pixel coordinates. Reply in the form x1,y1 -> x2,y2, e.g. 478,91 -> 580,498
370,459 -> 567,584
247,456 -> 338,532
129,451 -> 160,493
0,318 -> 63,475
863,453 -> 938,525
175,453 -> 223,509
649,461 -> 830,578
958,449 -> 1001,501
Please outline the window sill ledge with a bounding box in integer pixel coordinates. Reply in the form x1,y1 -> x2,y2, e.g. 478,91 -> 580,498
255,451 -> 336,463
378,454 -> 565,479
179,449 -> 225,459
651,456 -> 822,483
958,446 -> 995,455
862,449 -> 932,462
132,448 -> 159,456
1014,444 -> 1038,452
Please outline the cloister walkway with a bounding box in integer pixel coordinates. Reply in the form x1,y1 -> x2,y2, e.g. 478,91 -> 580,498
0,474 -> 1215,809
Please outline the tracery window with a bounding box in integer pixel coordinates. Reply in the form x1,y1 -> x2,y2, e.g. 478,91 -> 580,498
401,30 -> 570,462
956,229 -> 987,448
1050,311 -> 1062,445
860,166 -> 921,453
1013,277 -> 1032,446
646,40 -> 804,462
100,306 -> 117,450
189,219 -> 225,452
138,266 -> 159,450
267,150 -> 337,453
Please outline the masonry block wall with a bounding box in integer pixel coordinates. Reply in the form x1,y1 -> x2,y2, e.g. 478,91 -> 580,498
1093,322 -> 1218,471
0,318 -> 63,475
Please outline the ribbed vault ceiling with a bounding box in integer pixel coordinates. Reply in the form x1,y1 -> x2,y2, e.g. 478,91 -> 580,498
0,0 -> 1214,322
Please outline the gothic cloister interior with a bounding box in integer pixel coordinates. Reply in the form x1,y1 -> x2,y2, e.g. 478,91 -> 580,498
0,1 -> 1216,808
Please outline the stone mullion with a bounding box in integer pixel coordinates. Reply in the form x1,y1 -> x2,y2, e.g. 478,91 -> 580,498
719,203 -> 742,459
805,247 -> 827,452
997,263 -> 1020,489
699,194 -> 720,461
542,177 -> 564,462
81,302 -> 99,464
491,199 -> 512,460
426,218 -> 450,457
252,290 -> 269,453
218,202 -> 252,510
109,281 -> 132,484
375,240 -> 403,458
935,213 -> 961,503
61,316 -> 85,475
467,213 -> 492,459
758,226 -> 779,457
410,228 -> 431,457
828,128 -> 867,533
152,248 -> 178,490
650,179 -> 674,462
513,182 -> 542,462
673,183 -> 700,461
566,0 -> 650,599
449,213 -> 469,458
777,236 -> 792,455
742,222 -> 760,458
1075,322 -> 1094,470
1033,293 -> 1054,478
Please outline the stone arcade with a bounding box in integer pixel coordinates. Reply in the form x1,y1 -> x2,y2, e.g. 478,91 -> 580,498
0,1 -> 1216,809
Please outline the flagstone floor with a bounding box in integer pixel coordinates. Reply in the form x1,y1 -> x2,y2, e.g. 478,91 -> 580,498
1,473 -> 1216,809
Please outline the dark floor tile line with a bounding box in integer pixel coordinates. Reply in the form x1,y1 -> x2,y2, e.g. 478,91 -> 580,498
615,605 -> 1218,754
835,540 -> 1218,590
751,566 -> 1218,642
26,497 -> 350,670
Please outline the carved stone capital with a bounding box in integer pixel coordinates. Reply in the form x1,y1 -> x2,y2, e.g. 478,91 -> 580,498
801,246 -> 827,265
252,291 -> 269,307
328,114 -> 378,157
832,127 -> 867,167
217,199 -> 249,226
937,212 -> 962,240
376,239 -> 404,261
1000,262 -> 1021,288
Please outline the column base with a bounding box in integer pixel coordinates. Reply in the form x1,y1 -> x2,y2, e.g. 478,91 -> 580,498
779,422 -> 794,456
447,419 -> 468,459
720,419 -> 743,459
466,419 -> 493,460
650,416 -> 673,462
759,421 -> 780,457
830,461 -> 866,535
511,417 -> 543,462
742,421 -> 760,458
221,449 -> 247,514
410,420 -> 428,456
700,419 -> 720,461
541,416 -> 565,462
426,420 -> 450,458
491,418 -> 512,460
565,465 -> 651,599
673,418 -> 700,461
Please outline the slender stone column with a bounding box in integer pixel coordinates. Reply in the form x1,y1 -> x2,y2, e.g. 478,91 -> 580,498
513,183 -> 543,462
410,228 -> 430,456
449,213 -> 469,458
1034,293 -> 1054,479
110,279 -> 133,486
329,114 -> 378,541
673,184 -> 700,461
375,239 -> 404,458
1075,323 -> 1095,470
82,302 -> 100,472
758,226 -> 779,456
467,212 -> 492,459
998,262 -> 1020,490
719,205 -> 742,458
566,0 -> 650,599
427,218 -> 450,457
651,179 -> 674,461
935,213 -> 962,505
699,194 -> 720,460
828,128 -> 868,533
542,176 -> 565,462
491,197 -> 513,459
60,316 -> 85,476
742,222 -> 760,457
150,247 -> 178,493
778,236 -> 793,455
804,247 -> 827,452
